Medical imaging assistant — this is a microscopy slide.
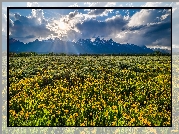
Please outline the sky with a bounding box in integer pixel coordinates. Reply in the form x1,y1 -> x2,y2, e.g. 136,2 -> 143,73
2,2 -> 179,50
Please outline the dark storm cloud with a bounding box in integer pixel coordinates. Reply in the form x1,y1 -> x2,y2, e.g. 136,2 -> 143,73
75,15 -> 128,39
75,19 -> 105,38
119,20 -> 171,48
10,19 -> 53,40
152,38 -> 171,48
9,10 -> 56,43
117,9 -> 172,48
143,21 -> 171,47
106,15 -> 127,29
144,22 -> 171,38
88,9 -> 106,15
127,19 -> 171,39
127,25 -> 145,31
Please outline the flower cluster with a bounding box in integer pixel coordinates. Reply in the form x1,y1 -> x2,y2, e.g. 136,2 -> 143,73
9,56 -> 171,126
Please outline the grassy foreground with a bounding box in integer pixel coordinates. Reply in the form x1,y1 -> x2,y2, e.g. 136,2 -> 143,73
9,56 -> 171,126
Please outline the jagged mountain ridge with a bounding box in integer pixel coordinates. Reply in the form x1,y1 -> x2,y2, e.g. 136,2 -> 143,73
9,37 -> 158,54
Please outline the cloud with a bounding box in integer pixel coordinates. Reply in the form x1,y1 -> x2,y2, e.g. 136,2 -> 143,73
47,11 -> 85,35
128,9 -> 170,27
27,2 -> 39,7
68,10 -> 79,19
114,30 -> 142,44
84,2 -> 116,7
9,9 -> 57,43
119,8 -> 171,49
9,18 -> 14,34
31,9 -> 46,23
105,2 -> 116,7
115,20 -> 171,48
143,2 -> 179,47
143,21 -> 171,40
2,14 -> 7,35
64,29 -> 82,41
161,13 -> 170,20
141,2 -> 163,7
151,38 -> 171,48
88,9 -> 106,15
75,19 -> 105,39
140,1 -> 178,49
68,3 -> 79,7
75,15 -> 127,39
87,9 -> 114,17
105,15 -> 128,30
84,2 -> 109,7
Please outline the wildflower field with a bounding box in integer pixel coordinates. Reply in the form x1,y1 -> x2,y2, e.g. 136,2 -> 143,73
8,56 -> 171,126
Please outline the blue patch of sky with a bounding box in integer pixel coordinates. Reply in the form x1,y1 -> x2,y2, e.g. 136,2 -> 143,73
9,9 -> 32,20
113,9 -> 140,17
94,9 -> 141,22
44,9 -> 78,17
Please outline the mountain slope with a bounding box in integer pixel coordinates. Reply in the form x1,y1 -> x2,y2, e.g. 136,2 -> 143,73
9,37 -> 158,54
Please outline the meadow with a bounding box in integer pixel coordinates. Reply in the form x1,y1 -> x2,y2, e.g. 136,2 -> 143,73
8,55 -> 171,126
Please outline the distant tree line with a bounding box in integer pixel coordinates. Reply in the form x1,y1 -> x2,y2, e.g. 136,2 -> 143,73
9,51 -> 171,57
9,52 -> 38,57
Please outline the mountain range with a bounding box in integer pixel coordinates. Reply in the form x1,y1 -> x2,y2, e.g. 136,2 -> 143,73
9,37 -> 171,54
